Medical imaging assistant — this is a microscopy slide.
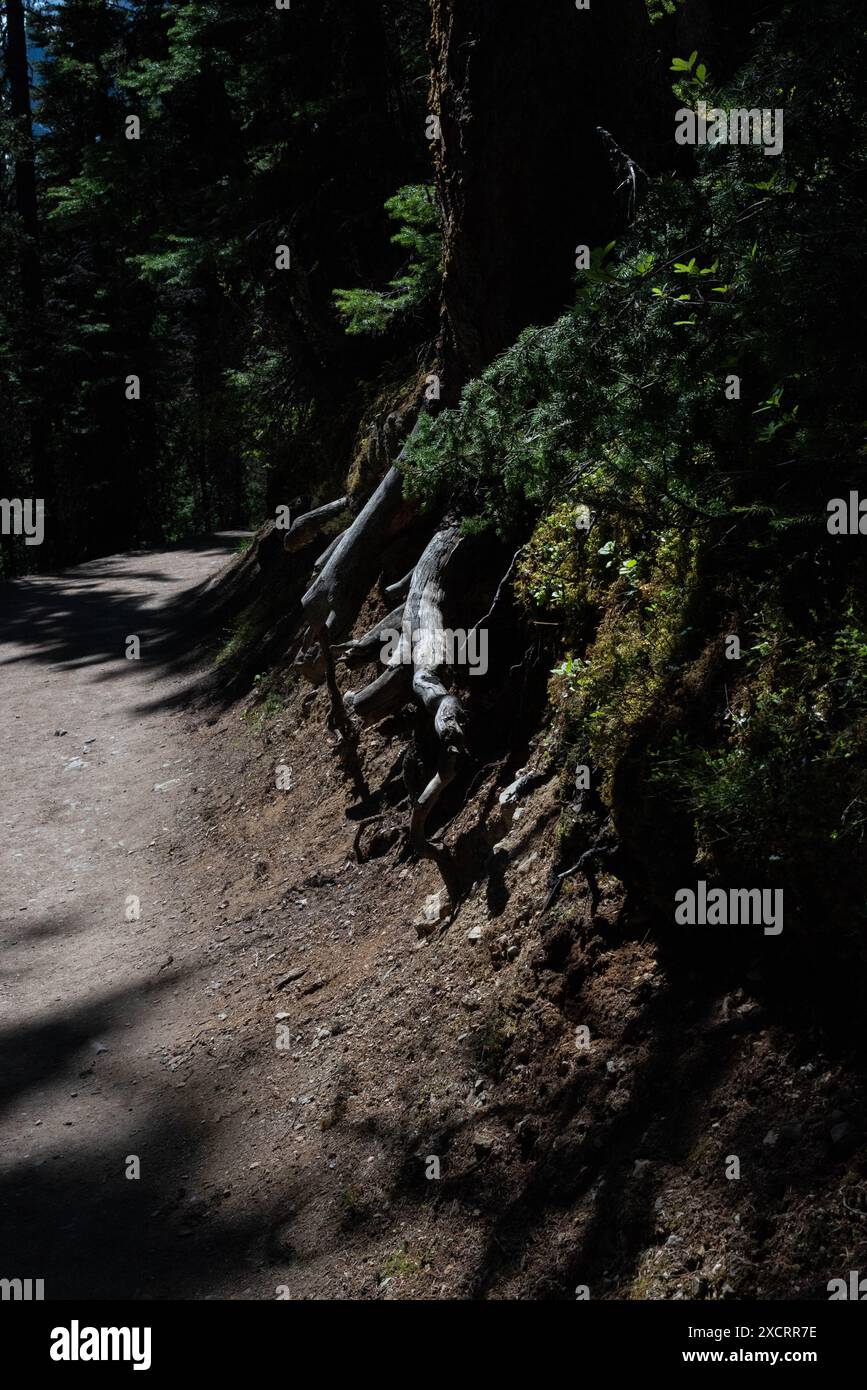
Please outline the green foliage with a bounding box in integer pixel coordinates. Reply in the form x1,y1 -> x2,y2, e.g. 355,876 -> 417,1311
670,50 -> 710,106
402,0 -> 867,889
333,184 -> 441,335
401,1 -> 865,547
650,602 -> 867,872
514,502 -> 589,625
645,0 -> 685,23
548,529 -> 701,798
381,1249 -> 422,1279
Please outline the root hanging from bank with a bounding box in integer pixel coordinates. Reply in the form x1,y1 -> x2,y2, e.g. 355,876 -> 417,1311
395,524 -> 469,907
286,408 -> 486,906
282,496 -> 349,554
340,605 -> 405,671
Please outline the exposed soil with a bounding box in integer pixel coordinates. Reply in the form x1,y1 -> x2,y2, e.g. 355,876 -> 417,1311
1,542 -> 865,1300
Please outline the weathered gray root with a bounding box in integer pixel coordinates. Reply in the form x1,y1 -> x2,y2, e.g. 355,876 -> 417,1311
301,416 -> 423,640
294,595 -> 403,694
402,524 -> 467,853
290,415 -> 474,842
301,468 -> 412,636
383,567 -> 415,601
345,663 -> 412,725
294,473 -> 412,793
283,497 -> 348,554
341,604 -> 405,671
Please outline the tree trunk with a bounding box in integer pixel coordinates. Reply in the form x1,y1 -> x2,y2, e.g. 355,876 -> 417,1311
5,0 -> 48,562
429,0 -> 665,391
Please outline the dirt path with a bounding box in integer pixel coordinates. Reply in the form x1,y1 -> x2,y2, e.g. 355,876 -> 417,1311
0,534 -> 561,1302
0,538 -> 254,1297
6,539 -> 844,1305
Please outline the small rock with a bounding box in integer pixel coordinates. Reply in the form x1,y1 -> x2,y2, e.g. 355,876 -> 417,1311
54,728 -> 67,736
830,1121 -> 850,1145
413,891 -> 448,938
275,968 -> 308,988
466,926 -> 483,943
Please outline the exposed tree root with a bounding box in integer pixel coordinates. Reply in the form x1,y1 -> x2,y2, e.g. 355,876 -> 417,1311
403,524 -> 467,852
286,414 -> 489,908
345,664 -> 411,726
417,838 -> 461,911
383,567 -> 415,601
353,815 -> 383,862
302,464 -> 417,638
541,839 -> 621,915
283,496 -> 349,554
340,604 -> 405,671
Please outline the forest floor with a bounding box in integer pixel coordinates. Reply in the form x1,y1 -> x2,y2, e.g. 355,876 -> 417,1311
1,541 -> 864,1301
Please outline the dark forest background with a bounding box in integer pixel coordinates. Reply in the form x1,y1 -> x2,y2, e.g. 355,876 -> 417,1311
1,0 -> 435,567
